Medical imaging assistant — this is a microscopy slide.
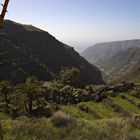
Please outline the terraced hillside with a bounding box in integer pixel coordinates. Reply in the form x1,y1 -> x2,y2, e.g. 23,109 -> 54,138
62,92 -> 140,120
0,81 -> 140,140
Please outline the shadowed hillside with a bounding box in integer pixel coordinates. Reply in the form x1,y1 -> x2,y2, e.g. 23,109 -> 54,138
0,20 -> 104,85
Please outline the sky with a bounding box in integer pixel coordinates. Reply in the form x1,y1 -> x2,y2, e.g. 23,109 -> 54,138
1,0 -> 140,52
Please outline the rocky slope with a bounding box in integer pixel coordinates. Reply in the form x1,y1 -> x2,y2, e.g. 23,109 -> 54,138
0,20 -> 104,85
82,40 -> 140,82
82,40 -> 140,66
120,62 -> 140,83
100,47 -> 140,82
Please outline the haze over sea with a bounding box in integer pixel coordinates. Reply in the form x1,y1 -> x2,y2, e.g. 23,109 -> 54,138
2,0 -> 140,52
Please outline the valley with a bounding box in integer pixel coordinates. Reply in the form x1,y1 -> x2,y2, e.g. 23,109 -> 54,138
82,40 -> 140,83
0,20 -> 140,140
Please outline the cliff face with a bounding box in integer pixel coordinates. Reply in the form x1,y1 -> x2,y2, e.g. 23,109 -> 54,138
100,47 -> 140,81
0,20 -> 104,85
82,40 -> 140,82
82,40 -> 140,65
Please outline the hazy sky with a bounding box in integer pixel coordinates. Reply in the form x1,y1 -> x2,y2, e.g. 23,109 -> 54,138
1,0 -> 140,52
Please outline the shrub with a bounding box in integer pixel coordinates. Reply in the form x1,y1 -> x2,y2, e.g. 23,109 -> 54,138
130,114 -> 140,128
0,102 -> 10,114
59,85 -> 72,94
47,81 -> 64,91
51,111 -> 74,127
0,122 -> 3,140
17,77 -> 42,114
129,90 -> 140,98
78,104 -> 90,113
119,93 -> 126,99
60,67 -> 80,87
94,92 -> 107,102
0,80 -> 13,104
107,90 -> 116,97
136,103 -> 140,108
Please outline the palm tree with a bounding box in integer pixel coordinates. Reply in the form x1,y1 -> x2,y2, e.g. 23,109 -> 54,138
18,76 -> 41,113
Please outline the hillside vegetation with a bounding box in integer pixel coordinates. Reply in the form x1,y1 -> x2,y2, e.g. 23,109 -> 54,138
0,74 -> 140,140
0,21 -> 140,140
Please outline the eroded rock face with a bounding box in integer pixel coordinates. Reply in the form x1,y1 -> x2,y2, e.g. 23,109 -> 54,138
82,40 -> 140,66
0,20 -> 104,86
82,40 -> 140,82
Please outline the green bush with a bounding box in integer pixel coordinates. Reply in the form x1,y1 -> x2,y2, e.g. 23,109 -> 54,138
119,93 -> 126,99
78,104 -> 90,113
107,90 -> 117,97
60,67 -> 80,87
129,114 -> 140,129
129,90 -> 140,98
0,80 -> 13,104
136,103 -> 140,108
94,92 -> 107,102
59,85 -> 72,94
0,102 -> 10,114
47,81 -> 64,91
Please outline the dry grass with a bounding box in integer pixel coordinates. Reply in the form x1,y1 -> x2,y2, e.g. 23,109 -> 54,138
0,122 -> 3,140
0,116 -> 139,140
51,110 -> 74,127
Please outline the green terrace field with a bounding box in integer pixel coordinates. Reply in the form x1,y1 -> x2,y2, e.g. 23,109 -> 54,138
61,90 -> 140,120
1,115 -> 140,140
111,96 -> 140,115
0,92 -> 140,140
0,80 -> 140,140
62,101 -> 119,119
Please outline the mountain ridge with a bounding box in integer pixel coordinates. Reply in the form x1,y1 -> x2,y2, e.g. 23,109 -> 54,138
0,20 -> 104,85
82,40 -> 140,82
82,39 -> 140,65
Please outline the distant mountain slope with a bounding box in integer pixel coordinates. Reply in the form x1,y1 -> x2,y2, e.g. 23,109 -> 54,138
82,40 -> 140,65
0,20 -> 104,85
120,62 -> 140,83
100,47 -> 140,82
82,40 -> 140,82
